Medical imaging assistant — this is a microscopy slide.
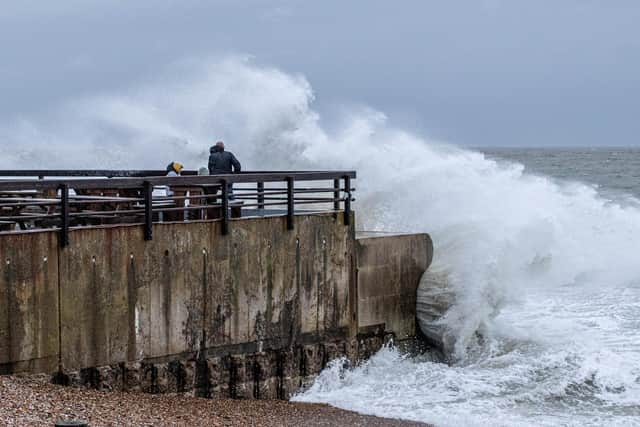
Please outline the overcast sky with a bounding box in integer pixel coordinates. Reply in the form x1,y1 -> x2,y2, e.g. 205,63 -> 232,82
1,0 -> 639,147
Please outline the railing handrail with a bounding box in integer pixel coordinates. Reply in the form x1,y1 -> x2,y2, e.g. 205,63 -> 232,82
0,171 -> 356,191
0,169 -> 354,178
0,170 -> 198,178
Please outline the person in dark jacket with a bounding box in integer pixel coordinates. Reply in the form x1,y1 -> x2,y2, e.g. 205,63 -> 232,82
208,141 -> 241,174
207,141 -> 241,200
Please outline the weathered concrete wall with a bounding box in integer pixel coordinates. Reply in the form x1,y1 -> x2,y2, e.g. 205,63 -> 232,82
57,213 -> 355,372
0,232 -> 59,374
356,233 -> 433,340
0,214 -> 432,398
0,213 -> 358,396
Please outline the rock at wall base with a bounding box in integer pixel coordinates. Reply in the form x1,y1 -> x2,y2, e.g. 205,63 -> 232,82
48,337 -> 394,400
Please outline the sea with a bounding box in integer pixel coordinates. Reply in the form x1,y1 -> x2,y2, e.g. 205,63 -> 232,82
294,147 -> 640,427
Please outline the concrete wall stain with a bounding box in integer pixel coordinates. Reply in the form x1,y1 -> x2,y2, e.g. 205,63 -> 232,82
126,256 -> 138,362
0,232 -> 58,374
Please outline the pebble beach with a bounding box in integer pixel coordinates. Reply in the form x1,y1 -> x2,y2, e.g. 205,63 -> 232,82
0,375 -> 426,426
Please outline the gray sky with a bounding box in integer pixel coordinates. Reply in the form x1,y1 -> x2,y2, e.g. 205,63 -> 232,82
1,0 -> 639,147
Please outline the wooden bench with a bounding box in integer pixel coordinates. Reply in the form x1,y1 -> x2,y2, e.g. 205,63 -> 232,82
0,190 -> 39,198
170,186 -> 209,221
74,189 -> 120,211
0,220 -> 16,231
205,201 -> 244,219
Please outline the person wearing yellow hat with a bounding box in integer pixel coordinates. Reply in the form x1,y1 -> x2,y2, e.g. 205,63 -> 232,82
165,162 -> 184,197
166,162 -> 184,176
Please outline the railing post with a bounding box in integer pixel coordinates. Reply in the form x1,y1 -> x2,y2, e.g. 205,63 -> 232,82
286,177 -> 294,230
143,181 -> 153,241
343,176 -> 351,226
59,184 -> 69,248
257,181 -> 265,210
221,179 -> 229,235
333,178 -> 340,212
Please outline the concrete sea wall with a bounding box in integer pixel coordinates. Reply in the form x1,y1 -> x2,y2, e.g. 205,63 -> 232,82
0,213 -> 432,398
356,233 -> 433,340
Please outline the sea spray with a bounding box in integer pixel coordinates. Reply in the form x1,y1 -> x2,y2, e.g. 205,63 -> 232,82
3,57 -> 640,425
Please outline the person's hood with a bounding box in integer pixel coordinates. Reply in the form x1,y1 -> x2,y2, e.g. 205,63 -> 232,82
210,145 -> 223,153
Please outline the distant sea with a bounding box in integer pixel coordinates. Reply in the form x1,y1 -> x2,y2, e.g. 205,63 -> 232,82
481,147 -> 640,200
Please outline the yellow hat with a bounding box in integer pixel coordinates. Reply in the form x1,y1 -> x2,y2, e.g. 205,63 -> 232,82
173,162 -> 184,173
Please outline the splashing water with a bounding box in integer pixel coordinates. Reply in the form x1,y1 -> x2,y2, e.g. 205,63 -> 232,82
3,57 -> 640,425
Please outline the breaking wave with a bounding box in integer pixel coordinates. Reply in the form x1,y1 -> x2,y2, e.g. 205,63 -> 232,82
3,56 -> 640,425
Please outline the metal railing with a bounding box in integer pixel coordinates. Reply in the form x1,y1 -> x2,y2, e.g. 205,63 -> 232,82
0,169 -> 198,178
0,170 -> 356,247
